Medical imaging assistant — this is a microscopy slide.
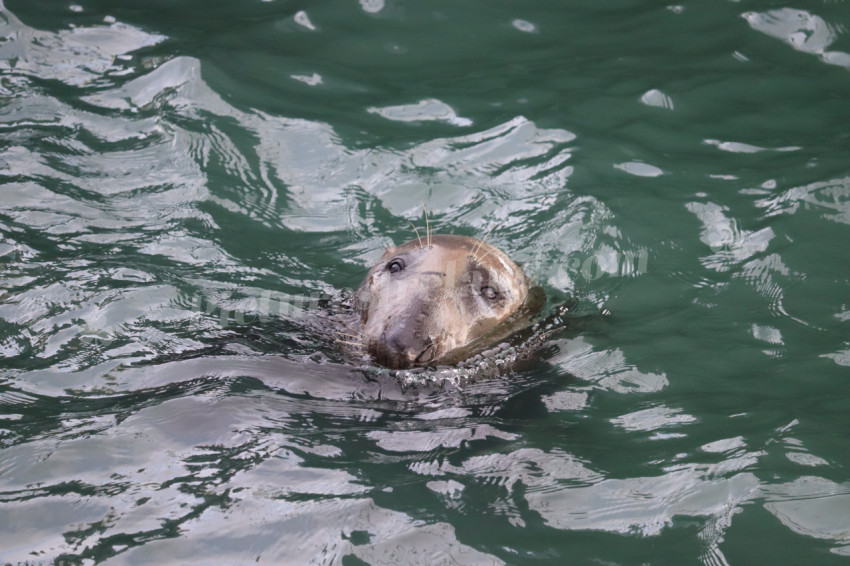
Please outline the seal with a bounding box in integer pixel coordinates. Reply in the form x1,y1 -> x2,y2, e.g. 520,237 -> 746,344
349,234 -> 542,369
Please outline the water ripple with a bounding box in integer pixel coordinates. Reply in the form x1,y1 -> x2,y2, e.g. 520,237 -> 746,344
3,1 -> 849,564
744,8 -> 850,70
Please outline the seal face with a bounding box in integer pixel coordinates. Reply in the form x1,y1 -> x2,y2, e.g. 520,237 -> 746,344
353,234 -> 538,369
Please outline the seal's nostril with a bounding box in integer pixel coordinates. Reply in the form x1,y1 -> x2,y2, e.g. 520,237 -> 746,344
367,328 -> 438,369
414,341 -> 437,365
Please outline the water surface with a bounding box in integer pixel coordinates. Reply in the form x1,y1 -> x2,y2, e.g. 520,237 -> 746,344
2,1 -> 850,564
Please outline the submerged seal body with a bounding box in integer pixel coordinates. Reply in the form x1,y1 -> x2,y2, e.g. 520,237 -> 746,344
351,234 -> 541,369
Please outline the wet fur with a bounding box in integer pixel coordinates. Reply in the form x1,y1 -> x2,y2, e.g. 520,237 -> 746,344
345,234 -> 543,369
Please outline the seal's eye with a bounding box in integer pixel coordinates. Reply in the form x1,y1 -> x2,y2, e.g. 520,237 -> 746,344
481,286 -> 499,300
386,259 -> 405,274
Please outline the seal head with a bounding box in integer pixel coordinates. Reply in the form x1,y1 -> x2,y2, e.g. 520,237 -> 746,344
353,234 -> 539,369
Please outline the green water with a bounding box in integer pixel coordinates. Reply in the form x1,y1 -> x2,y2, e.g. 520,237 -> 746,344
2,0 -> 849,564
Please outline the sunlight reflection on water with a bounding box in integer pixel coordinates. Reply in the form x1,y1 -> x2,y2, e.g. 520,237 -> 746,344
2,1 -> 850,564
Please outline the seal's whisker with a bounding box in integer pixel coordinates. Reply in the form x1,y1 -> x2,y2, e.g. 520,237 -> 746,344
336,329 -> 365,339
336,339 -> 363,347
472,224 -> 497,260
474,246 -> 499,264
409,222 -> 423,249
423,207 -> 431,248
336,332 -> 363,340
